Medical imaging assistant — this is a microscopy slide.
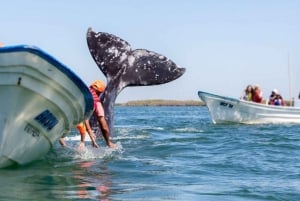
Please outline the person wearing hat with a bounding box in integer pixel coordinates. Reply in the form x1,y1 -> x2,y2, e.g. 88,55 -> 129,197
268,89 -> 278,105
268,89 -> 285,106
59,80 -> 116,149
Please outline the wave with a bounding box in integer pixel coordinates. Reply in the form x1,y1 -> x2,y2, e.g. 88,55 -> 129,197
173,127 -> 204,133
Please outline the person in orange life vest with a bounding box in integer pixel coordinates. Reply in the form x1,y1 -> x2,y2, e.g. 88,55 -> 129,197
252,85 -> 263,103
79,80 -> 116,149
59,80 -> 116,149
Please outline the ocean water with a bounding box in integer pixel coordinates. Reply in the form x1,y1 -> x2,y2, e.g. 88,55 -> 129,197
1,106 -> 300,201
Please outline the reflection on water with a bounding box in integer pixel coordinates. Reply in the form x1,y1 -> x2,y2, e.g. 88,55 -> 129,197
51,140 -> 123,200
0,139 -> 122,201
1,107 -> 300,200
71,161 -> 112,201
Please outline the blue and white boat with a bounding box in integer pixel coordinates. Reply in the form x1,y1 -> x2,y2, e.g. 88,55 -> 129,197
0,45 -> 93,168
198,91 -> 300,124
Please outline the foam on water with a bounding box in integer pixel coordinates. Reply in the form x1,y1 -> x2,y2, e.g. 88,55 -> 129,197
173,127 -> 204,133
53,139 -> 123,161
72,142 -> 123,160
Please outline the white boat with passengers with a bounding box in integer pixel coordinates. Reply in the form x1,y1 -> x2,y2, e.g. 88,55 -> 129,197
0,45 -> 93,168
198,91 -> 300,124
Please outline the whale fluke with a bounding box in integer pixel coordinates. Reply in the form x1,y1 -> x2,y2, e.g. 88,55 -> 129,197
86,28 -> 186,135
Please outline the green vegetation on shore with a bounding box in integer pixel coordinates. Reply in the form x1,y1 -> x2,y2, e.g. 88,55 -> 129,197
116,99 -> 205,106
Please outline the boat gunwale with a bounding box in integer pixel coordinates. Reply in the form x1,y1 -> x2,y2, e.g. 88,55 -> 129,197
0,45 -> 93,117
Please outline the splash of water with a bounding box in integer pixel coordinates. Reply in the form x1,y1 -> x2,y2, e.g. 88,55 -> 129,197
74,142 -> 123,160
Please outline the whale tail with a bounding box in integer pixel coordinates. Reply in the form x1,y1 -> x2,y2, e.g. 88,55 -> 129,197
86,28 -> 186,135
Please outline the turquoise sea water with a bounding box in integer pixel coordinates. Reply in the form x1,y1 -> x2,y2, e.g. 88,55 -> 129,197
1,106 -> 300,201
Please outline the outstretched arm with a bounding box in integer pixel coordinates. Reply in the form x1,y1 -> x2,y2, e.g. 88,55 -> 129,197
84,119 -> 99,148
97,116 -> 116,148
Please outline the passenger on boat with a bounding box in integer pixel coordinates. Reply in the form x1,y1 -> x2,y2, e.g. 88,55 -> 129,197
59,80 -> 116,149
268,89 -> 278,105
274,95 -> 285,106
252,85 -> 263,103
241,85 -> 253,101
268,89 -> 285,106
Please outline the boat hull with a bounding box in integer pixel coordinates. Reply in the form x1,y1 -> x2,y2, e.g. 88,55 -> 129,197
0,45 -> 93,168
198,91 -> 300,124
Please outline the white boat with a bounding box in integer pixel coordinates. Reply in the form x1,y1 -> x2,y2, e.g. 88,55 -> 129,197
198,91 -> 300,124
0,45 -> 93,168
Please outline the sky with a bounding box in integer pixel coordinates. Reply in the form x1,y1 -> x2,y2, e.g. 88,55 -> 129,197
1,0 -> 300,103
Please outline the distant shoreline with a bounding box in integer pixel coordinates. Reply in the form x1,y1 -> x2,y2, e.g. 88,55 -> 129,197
116,99 -> 296,107
116,99 -> 205,106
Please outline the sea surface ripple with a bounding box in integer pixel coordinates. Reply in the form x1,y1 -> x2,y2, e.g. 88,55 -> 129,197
0,106 -> 300,201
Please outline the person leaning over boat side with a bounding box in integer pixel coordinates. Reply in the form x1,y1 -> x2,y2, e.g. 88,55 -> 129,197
252,85 -> 263,103
241,85 -> 253,101
59,80 -> 116,149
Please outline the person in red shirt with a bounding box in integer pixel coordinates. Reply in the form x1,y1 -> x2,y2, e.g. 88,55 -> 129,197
252,85 -> 263,103
60,80 -> 116,149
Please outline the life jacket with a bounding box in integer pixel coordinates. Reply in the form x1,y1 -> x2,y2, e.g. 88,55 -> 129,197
252,89 -> 263,103
245,93 -> 252,101
75,87 -> 100,134
89,87 -> 100,110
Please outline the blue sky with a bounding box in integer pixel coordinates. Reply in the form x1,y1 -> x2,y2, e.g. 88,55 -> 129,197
2,0 -> 300,103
